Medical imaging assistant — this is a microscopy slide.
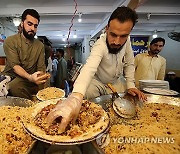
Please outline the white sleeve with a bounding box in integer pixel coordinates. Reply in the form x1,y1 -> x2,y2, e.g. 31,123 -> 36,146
73,41 -> 105,95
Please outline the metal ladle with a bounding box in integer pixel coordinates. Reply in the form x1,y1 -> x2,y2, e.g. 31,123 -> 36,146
107,84 -> 136,118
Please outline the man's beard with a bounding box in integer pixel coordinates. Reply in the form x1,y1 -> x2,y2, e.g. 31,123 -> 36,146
22,26 -> 35,40
106,39 -> 125,54
151,50 -> 160,55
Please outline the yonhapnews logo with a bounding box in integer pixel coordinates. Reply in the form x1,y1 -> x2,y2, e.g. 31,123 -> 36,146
96,135 -> 175,148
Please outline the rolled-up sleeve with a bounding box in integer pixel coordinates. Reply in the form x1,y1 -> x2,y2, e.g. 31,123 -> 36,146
123,38 -> 136,89
3,37 -> 20,68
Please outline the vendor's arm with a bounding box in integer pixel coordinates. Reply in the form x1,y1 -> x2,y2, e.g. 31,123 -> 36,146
127,88 -> 147,101
46,40 -> 105,132
73,40 -> 105,95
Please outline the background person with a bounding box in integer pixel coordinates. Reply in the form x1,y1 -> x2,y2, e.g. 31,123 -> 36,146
67,56 -> 75,71
165,72 -> 180,92
46,6 -> 146,133
55,49 -> 67,89
51,52 -> 58,86
134,37 -> 166,88
0,9 -> 48,99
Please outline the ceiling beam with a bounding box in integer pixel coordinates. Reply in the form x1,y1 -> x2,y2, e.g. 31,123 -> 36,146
38,26 -> 96,31
136,6 -> 180,14
0,6 -> 116,17
40,19 -> 102,24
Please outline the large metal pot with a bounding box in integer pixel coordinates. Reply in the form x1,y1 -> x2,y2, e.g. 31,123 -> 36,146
0,96 -> 34,107
90,93 -> 180,154
0,96 -> 36,154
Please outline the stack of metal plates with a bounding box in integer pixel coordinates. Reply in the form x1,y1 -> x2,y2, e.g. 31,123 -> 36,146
139,80 -> 169,90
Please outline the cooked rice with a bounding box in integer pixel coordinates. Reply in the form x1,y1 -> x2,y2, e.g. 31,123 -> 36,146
103,103 -> 180,154
0,106 -> 34,154
36,87 -> 65,101
34,100 -> 103,137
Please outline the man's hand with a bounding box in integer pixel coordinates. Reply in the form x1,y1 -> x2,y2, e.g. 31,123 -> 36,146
127,88 -> 147,101
13,65 -> 50,84
28,71 -> 50,85
46,93 -> 83,134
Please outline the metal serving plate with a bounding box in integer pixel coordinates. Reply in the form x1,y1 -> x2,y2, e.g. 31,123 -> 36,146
0,96 -> 36,154
23,123 -> 110,146
36,87 -> 65,101
143,88 -> 179,96
23,99 -> 110,146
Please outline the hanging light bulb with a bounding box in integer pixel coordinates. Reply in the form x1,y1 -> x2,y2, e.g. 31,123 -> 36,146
147,13 -> 151,20
73,30 -> 77,38
152,30 -> 158,38
13,17 -> 21,27
78,13 -> 82,22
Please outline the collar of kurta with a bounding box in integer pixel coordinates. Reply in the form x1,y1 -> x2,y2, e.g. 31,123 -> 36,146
146,51 -> 159,58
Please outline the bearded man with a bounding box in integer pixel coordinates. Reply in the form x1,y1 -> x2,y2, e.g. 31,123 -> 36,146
71,6 -> 146,99
46,6 -> 147,134
1,9 -> 48,99
134,37 -> 166,87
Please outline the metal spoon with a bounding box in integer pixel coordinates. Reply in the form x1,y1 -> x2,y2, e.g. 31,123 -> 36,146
107,84 -> 136,118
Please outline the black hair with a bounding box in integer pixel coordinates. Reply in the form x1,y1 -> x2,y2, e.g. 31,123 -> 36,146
56,49 -> 64,57
150,37 -> 165,46
108,6 -> 138,27
22,9 -> 40,23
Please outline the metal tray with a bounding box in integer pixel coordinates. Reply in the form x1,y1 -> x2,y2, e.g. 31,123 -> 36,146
0,96 -> 36,154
